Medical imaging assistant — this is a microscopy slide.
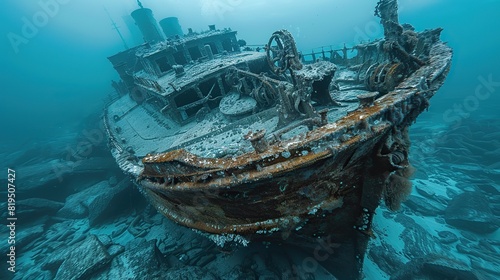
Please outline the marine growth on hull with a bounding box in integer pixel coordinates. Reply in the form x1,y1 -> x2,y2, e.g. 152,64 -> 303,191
103,0 -> 452,279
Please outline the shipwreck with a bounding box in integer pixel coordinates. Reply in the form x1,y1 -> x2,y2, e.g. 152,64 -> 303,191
104,0 -> 452,278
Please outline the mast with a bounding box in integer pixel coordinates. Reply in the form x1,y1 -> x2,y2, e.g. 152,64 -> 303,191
104,7 -> 129,50
374,0 -> 402,40
375,0 -> 424,69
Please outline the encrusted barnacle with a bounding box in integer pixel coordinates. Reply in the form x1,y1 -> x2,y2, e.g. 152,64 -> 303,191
358,118 -> 370,130
126,146 -> 135,154
101,3 -> 452,279
383,166 -> 414,211
244,129 -> 268,153
318,108 -> 329,125
339,134 -> 350,143
387,107 -> 404,124
390,150 -> 405,166
357,92 -> 378,107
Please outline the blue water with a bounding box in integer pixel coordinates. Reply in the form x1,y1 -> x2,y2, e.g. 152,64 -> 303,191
1,0 -> 499,146
0,0 -> 499,279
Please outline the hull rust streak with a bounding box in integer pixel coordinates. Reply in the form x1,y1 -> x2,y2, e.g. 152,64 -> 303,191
103,0 -> 452,278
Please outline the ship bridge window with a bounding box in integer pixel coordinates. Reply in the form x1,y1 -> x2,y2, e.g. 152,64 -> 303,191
184,105 -> 203,119
156,56 -> 172,72
175,89 -> 199,107
174,88 -> 204,118
173,51 -> 187,65
188,46 -> 202,61
207,42 -> 219,54
199,78 -> 221,109
222,39 -> 233,52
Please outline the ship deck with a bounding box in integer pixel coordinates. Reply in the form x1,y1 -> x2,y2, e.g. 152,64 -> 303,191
105,78 -> 363,158
135,52 -> 267,97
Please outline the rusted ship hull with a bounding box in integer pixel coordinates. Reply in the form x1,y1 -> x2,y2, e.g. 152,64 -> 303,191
104,0 -> 452,278
138,41 -> 451,278
141,122 -> 390,278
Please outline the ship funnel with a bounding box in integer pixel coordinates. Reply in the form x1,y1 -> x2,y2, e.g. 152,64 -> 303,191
159,17 -> 184,39
131,8 -> 164,43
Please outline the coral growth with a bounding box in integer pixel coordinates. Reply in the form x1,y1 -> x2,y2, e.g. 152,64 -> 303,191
383,165 -> 415,211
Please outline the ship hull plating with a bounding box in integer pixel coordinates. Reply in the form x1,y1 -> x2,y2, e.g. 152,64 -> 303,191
104,1 -> 452,278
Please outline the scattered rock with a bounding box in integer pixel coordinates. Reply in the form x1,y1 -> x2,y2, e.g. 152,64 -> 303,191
369,245 -> 405,275
489,194 -> 500,217
437,231 -> 458,244
460,231 -> 478,242
222,265 -> 257,280
97,235 -> 112,247
454,240 -> 500,278
85,180 -> 129,225
423,256 -> 479,280
41,243 -> 73,272
394,215 -> 442,259
268,249 -> 298,278
95,239 -> 164,279
413,168 -> 429,180
39,221 -> 88,271
1,224 -> 45,254
475,182 -> 499,195
444,192 -> 499,233
127,215 -> 149,237
164,266 -> 218,280
71,157 -> 118,175
124,237 -> 147,250
57,182 -> 103,219
446,187 -> 460,198
107,244 -> 125,258
434,216 -> 446,225
470,256 -> 500,278
456,243 -> 499,265
111,224 -> 127,238
183,248 -> 204,265
196,254 -> 216,267
108,176 -> 118,185
160,240 -> 179,255
17,198 -> 64,221
57,179 -> 132,225
54,235 -> 111,280
415,183 -> 450,203
15,159 -> 75,192
403,195 -> 446,216
391,255 -> 479,280
17,268 -> 54,280
68,231 -> 89,246
414,181 -> 436,198
258,272 -> 280,279
478,239 -> 498,254
19,223 -> 46,245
